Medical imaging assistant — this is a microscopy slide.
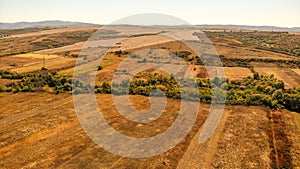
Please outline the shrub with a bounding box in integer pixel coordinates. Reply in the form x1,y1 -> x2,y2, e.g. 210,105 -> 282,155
0,85 -> 5,92
254,72 -> 260,80
130,54 -> 140,58
282,94 -> 300,112
41,67 -> 48,71
115,50 -> 123,57
73,87 -> 85,95
101,82 -> 111,94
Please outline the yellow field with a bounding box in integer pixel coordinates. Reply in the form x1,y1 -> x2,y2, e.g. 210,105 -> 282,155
292,112 -> 300,130
15,53 -> 61,59
292,69 -> 300,76
223,67 -> 253,79
34,42 -> 85,54
189,65 -> 253,79
11,57 -> 77,73
0,53 -> 64,71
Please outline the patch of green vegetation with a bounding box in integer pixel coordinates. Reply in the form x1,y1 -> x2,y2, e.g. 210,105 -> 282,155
185,54 -> 300,68
0,27 -> 51,37
0,70 -> 91,94
114,50 -> 129,57
1,70 -> 299,112
0,29 -> 97,57
205,31 -> 300,56
100,60 -> 114,68
94,72 -> 300,112
173,51 -> 192,59
220,57 -> 300,68
73,66 -> 98,76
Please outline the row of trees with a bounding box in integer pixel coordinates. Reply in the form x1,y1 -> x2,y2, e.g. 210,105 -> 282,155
0,70 -> 299,112
94,73 -> 299,112
170,49 -> 300,68
0,70 -> 91,94
182,54 -> 300,68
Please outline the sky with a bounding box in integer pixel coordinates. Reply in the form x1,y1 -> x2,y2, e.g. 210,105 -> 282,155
0,0 -> 300,27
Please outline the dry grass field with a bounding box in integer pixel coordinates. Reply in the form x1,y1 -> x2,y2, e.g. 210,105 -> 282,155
214,43 -> 298,61
8,26 -> 100,38
255,68 -> 300,89
0,29 -> 98,57
0,79 -> 21,85
0,53 -> 77,73
33,42 -> 86,54
0,93 -> 299,168
189,65 -> 253,79
292,68 -> 300,76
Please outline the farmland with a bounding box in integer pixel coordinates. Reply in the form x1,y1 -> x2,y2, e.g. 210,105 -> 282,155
0,25 -> 299,168
205,31 -> 300,56
0,93 -> 299,168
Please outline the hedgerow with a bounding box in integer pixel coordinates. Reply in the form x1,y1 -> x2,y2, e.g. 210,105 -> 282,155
1,70 -> 299,112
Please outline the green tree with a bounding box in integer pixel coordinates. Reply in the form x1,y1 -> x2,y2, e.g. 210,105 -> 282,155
254,72 -> 260,80
101,82 -> 111,94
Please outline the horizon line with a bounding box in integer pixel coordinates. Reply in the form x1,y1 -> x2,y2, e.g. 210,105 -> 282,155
0,20 -> 299,29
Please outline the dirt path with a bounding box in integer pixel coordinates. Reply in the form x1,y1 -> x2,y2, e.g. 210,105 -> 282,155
268,111 -> 281,169
267,111 -> 293,168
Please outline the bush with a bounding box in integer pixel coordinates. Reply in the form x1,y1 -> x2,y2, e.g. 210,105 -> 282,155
130,54 -> 140,58
254,72 -> 260,80
41,67 -> 48,71
73,87 -> 85,95
101,82 -> 111,94
282,94 -> 300,112
0,85 -> 5,92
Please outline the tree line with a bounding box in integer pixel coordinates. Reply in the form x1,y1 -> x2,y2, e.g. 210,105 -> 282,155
0,70 -> 299,112
0,70 -> 91,94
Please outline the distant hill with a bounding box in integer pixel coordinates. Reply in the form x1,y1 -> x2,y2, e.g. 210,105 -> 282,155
0,20 -> 96,29
1,20 -> 299,32
197,25 -> 300,32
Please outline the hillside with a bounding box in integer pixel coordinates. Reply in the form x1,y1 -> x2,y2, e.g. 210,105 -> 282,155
0,20 -> 96,29
197,25 -> 300,32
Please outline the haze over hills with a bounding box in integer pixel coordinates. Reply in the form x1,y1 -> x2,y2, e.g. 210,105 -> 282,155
0,20 -> 300,32
0,20 -> 97,29
197,24 -> 300,32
